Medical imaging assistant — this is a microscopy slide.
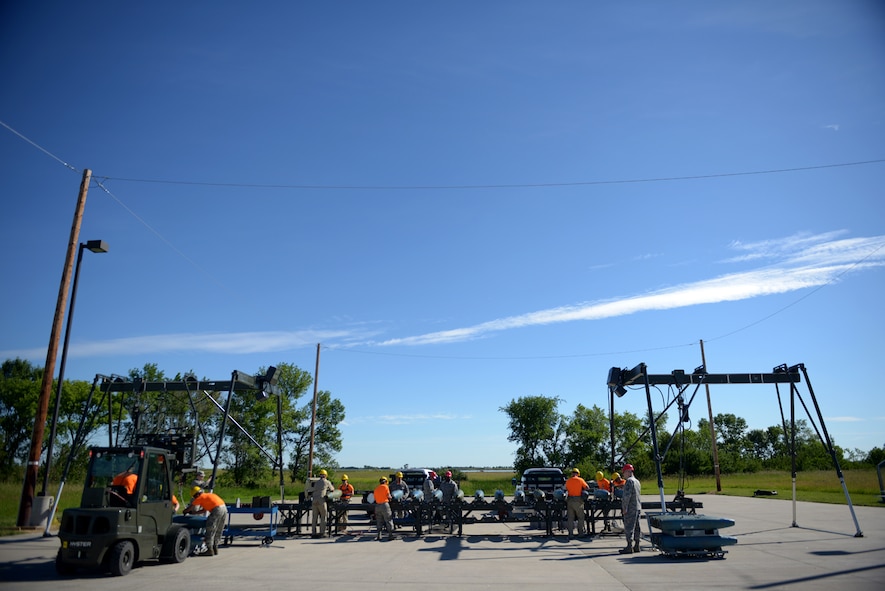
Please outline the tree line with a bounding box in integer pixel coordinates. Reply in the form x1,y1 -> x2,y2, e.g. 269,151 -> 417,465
0,358 -> 344,488
500,394 -> 885,478
4,359 -> 883,487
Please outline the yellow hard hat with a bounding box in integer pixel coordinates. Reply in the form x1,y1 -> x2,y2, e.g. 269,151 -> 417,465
341,474 -> 349,480
318,469 -> 328,476
595,471 -> 604,480
191,486 -> 202,497
571,468 -> 580,475
612,472 -> 620,480
396,471 -> 403,478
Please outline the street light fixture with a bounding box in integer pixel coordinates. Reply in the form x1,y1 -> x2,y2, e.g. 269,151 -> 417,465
41,239 -> 108,529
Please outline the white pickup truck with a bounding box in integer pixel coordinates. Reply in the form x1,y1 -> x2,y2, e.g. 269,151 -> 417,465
515,467 -> 566,499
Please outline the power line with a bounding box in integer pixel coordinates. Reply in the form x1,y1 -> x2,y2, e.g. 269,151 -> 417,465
0,120 -> 79,172
100,159 -> 885,191
3,119 -> 883,191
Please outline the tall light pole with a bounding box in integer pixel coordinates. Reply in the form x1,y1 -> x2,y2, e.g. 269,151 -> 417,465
41,240 -> 108,507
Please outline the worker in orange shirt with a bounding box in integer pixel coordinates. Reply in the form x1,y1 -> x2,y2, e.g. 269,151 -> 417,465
611,472 -> 626,497
111,464 -> 138,495
183,487 -> 227,556
564,468 -> 590,538
595,470 -> 612,494
595,470 -> 614,531
373,477 -> 395,540
337,474 -> 354,534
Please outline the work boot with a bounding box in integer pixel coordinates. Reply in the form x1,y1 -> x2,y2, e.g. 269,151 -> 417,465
633,542 -> 641,552
619,546 -> 634,554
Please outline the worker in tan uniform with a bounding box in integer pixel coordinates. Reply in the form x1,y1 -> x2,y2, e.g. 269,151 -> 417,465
307,469 -> 335,538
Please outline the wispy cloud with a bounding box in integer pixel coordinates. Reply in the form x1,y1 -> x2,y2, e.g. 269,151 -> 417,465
2,329 -> 371,361
823,124 -> 840,132
378,232 -> 885,346
6,232 -> 883,360
723,230 -> 848,263
825,416 -> 863,423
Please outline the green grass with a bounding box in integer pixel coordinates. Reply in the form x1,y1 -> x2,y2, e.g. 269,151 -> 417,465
2,468 -> 880,536
669,469 -> 883,506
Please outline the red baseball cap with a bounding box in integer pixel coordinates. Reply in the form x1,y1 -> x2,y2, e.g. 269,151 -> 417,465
622,463 -> 634,472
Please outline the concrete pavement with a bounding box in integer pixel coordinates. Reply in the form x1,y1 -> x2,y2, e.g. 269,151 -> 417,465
1,494 -> 883,590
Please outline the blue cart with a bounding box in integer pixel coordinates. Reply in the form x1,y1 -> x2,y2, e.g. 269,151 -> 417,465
223,506 -> 279,547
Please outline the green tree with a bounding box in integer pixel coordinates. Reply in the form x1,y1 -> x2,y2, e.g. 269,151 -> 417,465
0,358 -> 42,479
267,363 -> 345,483
222,388 -> 278,487
563,404 -> 609,471
613,410 -> 659,478
48,377 -> 107,482
499,395 -> 562,474
660,427 -> 712,476
865,445 -> 885,466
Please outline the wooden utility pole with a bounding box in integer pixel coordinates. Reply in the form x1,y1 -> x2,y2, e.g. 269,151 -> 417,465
18,169 -> 91,527
307,343 -> 320,478
700,339 -> 722,492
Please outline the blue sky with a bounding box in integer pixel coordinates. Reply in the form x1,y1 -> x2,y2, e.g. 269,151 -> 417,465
1,1 -> 883,469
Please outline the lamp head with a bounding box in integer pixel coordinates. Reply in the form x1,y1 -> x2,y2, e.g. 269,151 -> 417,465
84,239 -> 109,253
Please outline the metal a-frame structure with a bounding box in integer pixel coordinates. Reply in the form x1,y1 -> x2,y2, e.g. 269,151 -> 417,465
48,367 -> 285,533
606,362 -> 863,537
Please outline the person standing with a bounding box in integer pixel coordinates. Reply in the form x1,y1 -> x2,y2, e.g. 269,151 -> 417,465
389,471 -> 410,522
191,469 -> 213,490
619,463 -> 642,554
183,487 -> 227,556
421,470 -> 438,530
337,474 -> 354,534
373,477 -> 395,540
564,468 -> 590,539
389,471 -> 410,499
307,469 -> 335,538
423,471 -> 436,500
439,471 -> 460,533
595,469 -> 613,531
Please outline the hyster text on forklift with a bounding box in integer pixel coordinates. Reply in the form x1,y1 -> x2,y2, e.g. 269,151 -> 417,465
56,444 -> 190,576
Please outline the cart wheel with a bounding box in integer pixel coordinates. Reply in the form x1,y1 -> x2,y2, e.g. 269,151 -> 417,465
262,536 -> 274,546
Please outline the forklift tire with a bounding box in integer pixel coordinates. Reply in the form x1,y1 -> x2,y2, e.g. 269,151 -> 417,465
109,540 -> 135,576
55,549 -> 76,576
161,525 -> 191,563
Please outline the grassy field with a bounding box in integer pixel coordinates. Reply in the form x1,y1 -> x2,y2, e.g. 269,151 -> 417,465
2,468 -> 881,536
